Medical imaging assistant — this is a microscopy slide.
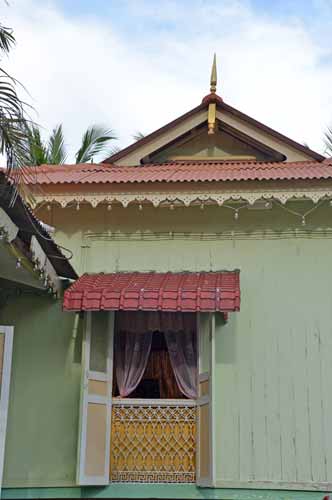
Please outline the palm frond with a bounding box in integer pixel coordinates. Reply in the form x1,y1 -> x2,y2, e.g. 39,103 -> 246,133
108,145 -> 122,156
132,131 -> 145,142
0,24 -> 15,54
48,124 -> 67,164
75,125 -> 117,163
0,70 -> 29,174
25,124 -> 49,165
0,13 -> 33,204
324,127 -> 332,156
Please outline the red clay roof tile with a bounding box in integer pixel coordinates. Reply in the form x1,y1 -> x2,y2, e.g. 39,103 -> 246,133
24,160 -> 332,185
63,271 -> 240,312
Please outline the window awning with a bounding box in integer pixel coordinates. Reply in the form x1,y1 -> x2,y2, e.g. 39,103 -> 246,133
63,271 -> 240,313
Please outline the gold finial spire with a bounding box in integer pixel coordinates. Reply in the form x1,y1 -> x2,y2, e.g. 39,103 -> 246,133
210,53 -> 217,93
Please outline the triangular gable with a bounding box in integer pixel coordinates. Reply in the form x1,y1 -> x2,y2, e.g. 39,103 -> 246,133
105,94 -> 324,166
148,120 -> 285,163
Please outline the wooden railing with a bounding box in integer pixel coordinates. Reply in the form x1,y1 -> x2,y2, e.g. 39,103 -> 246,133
110,399 -> 196,483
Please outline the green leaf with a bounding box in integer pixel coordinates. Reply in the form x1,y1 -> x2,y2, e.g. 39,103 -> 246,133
324,127 -> 332,156
132,131 -> 145,142
75,125 -> 117,163
48,124 -> 67,164
0,24 -> 15,54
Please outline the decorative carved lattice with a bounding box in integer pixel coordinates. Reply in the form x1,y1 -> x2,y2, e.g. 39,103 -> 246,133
110,403 -> 196,483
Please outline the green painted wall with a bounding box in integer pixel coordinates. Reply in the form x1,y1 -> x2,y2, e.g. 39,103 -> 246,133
151,129 -> 269,162
2,484 -> 331,499
0,295 -> 82,487
213,236 -> 332,488
38,200 -> 332,275
2,201 -> 332,491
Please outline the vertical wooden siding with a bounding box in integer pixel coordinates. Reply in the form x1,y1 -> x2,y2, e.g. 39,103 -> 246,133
213,240 -> 332,489
4,203 -> 332,489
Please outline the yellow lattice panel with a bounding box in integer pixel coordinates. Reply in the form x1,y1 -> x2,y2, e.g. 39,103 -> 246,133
110,404 -> 196,483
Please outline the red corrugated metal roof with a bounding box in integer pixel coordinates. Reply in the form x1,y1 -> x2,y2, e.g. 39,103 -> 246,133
24,160 -> 332,185
63,271 -> 240,312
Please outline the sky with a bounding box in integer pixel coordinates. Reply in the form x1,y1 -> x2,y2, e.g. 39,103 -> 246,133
2,0 -> 332,162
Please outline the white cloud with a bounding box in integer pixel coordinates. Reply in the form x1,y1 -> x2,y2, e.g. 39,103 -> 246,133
2,0 -> 332,163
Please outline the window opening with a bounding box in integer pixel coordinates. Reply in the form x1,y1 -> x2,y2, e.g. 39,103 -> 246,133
113,331 -> 186,399
112,312 -> 197,400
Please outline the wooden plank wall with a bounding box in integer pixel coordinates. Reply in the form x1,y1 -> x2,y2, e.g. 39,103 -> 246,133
213,239 -> 332,490
43,203 -> 332,490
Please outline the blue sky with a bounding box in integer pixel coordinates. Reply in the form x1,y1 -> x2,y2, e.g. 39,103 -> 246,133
55,0 -> 326,23
55,0 -> 331,40
3,0 -> 332,161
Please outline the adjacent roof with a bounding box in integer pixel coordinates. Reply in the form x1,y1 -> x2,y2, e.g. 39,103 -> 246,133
104,96 -> 324,164
63,271 -> 240,312
24,159 -> 332,185
0,172 -> 77,280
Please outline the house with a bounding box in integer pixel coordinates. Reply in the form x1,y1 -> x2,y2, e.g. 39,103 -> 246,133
0,171 -> 77,497
1,57 -> 332,499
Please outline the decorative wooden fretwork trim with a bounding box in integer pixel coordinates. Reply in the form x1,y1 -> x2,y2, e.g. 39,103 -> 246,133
110,403 -> 196,484
83,227 -> 332,242
32,188 -> 332,208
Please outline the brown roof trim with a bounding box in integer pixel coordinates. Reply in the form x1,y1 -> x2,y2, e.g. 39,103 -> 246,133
143,120 -> 286,164
217,121 -> 286,161
103,102 -> 206,163
104,98 -> 324,164
220,102 -> 325,161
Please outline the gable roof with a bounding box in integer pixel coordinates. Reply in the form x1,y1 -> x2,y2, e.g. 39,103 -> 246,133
104,94 -> 324,164
24,159 -> 332,185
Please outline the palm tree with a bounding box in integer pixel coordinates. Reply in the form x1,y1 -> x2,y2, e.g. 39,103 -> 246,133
324,127 -> 332,156
0,22 -> 30,178
25,124 -> 117,165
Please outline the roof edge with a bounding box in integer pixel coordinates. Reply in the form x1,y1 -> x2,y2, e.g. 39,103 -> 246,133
103,102 -> 207,163
104,98 -> 325,165
221,102 -> 325,162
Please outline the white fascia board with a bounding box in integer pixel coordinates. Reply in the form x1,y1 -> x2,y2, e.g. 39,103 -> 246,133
0,208 -> 19,243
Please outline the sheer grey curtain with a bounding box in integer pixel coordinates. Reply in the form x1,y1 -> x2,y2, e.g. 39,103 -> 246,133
164,329 -> 197,399
114,330 -> 152,397
114,311 -> 197,399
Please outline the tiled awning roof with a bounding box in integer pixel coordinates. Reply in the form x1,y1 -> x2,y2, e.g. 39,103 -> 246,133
63,271 -> 240,312
23,159 -> 332,185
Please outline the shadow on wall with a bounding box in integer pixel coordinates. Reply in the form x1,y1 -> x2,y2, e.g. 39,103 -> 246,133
215,311 -> 237,365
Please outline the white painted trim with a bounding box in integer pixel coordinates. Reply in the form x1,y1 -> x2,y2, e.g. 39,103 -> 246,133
196,313 -> 215,488
34,185 -> 332,210
198,478 -> 215,488
215,480 -> 332,491
196,313 -> 217,488
196,313 -> 201,483
210,313 -> 216,487
78,476 -> 111,486
77,311 -> 114,486
112,398 -> 196,407
0,208 -> 18,242
198,372 -> 209,382
76,312 -> 91,486
87,394 -> 107,405
197,395 -> 209,406
0,326 -> 14,495
88,371 -> 107,382
105,311 -> 114,483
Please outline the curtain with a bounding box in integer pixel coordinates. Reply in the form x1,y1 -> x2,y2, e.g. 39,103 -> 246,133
115,311 -> 197,399
116,311 -> 196,335
164,329 -> 197,399
114,330 -> 152,397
